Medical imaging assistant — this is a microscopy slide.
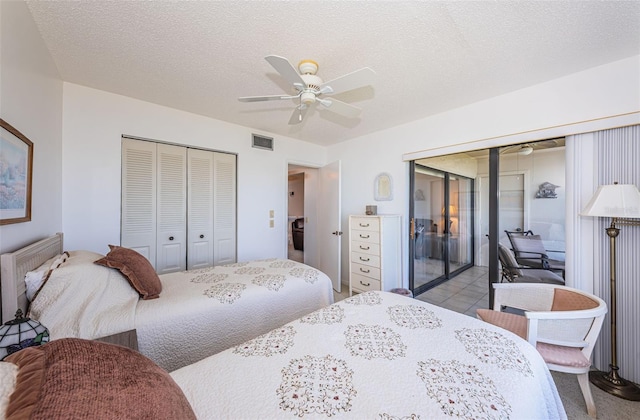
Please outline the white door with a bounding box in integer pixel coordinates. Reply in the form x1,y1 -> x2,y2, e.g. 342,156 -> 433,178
318,161 -> 342,292
187,148 -> 214,270
212,152 -> 237,265
121,138 -> 157,266
478,173 -> 525,266
156,144 -> 187,274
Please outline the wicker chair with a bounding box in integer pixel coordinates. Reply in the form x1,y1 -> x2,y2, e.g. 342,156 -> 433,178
477,283 -> 607,418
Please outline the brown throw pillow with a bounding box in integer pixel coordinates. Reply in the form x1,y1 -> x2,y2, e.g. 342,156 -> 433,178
5,338 -> 196,420
94,245 -> 162,299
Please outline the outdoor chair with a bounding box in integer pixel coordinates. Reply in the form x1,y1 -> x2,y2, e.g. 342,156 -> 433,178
505,230 -> 565,275
498,243 -> 564,285
477,283 -> 607,418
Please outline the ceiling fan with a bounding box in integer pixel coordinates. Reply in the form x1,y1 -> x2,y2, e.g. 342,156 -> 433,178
500,138 -> 565,155
238,55 -> 375,125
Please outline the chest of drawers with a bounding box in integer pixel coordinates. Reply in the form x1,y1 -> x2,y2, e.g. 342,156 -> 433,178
348,215 -> 402,296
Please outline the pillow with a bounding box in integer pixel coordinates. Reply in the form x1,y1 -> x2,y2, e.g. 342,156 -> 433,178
4,338 -> 196,419
24,252 -> 70,301
27,250 -> 139,341
94,246 -> 162,299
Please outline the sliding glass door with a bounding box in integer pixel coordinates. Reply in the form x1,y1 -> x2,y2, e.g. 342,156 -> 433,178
409,163 -> 474,296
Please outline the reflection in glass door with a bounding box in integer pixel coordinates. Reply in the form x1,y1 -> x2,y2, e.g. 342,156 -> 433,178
411,167 -> 445,290
410,164 -> 474,295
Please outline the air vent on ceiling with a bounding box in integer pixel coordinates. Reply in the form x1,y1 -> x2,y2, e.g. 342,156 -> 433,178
252,134 -> 274,151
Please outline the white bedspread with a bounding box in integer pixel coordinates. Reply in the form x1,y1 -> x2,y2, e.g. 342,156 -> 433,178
30,252 -> 334,372
172,291 -> 566,419
136,258 -> 334,371
28,251 -> 139,341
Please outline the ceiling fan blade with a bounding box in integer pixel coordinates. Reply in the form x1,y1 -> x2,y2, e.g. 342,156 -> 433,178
288,105 -> 309,125
265,55 -> 305,89
238,94 -> 298,102
317,98 -> 362,118
318,67 -> 375,95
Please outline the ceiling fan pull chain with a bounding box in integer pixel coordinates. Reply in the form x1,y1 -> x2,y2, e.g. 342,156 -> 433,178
299,96 -> 303,121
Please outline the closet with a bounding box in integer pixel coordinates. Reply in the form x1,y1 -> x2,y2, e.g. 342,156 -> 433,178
121,137 -> 236,274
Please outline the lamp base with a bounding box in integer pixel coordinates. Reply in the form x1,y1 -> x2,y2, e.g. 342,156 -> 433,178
589,367 -> 640,401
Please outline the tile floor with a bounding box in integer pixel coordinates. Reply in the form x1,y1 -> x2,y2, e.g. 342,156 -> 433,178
414,265 -> 490,316
334,265 -> 491,317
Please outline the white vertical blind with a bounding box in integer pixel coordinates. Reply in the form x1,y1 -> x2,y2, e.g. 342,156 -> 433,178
593,125 -> 640,383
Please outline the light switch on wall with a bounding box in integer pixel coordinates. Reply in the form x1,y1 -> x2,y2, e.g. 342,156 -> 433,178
269,210 -> 274,218
269,220 -> 274,228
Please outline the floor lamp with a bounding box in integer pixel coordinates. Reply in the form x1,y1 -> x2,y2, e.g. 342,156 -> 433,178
581,182 -> 640,400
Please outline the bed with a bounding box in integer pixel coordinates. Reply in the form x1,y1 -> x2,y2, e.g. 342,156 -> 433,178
0,291 -> 566,419
0,233 -> 334,371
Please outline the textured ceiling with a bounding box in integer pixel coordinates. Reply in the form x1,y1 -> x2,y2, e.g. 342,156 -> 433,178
26,1 -> 640,146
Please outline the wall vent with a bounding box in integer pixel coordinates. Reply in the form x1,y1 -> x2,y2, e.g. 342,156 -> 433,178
252,134 -> 274,151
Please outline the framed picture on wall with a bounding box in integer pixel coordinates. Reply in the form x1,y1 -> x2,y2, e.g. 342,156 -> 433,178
0,119 -> 33,225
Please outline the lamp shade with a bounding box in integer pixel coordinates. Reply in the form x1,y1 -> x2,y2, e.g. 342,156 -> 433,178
0,309 -> 49,360
581,184 -> 640,218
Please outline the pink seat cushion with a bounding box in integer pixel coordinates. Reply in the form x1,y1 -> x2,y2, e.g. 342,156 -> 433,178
536,342 -> 590,368
477,309 -> 590,369
476,309 -> 527,340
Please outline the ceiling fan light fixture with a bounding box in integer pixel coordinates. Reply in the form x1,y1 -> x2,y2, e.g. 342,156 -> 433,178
298,59 -> 318,75
518,145 -> 534,155
301,91 -> 316,105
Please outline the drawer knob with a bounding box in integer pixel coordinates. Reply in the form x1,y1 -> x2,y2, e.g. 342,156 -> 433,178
359,280 -> 371,287
169,236 -> 174,241
359,245 -> 370,250
359,223 -> 370,227
359,257 -> 370,262
359,234 -> 370,239
360,268 -> 370,273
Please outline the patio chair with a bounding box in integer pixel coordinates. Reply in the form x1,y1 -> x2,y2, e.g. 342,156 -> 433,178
498,243 -> 564,285
477,283 -> 607,418
505,230 -> 565,275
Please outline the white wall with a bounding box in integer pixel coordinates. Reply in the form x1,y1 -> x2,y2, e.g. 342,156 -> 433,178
329,56 -> 640,288
0,1 -> 63,254
61,83 -> 327,260
287,173 -> 304,216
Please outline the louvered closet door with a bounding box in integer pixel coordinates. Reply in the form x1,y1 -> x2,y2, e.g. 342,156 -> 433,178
187,149 -> 214,270
156,144 -> 187,274
213,152 -> 236,264
121,139 -> 157,266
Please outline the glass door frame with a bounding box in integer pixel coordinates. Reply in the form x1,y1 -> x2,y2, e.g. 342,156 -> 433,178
409,162 -> 475,297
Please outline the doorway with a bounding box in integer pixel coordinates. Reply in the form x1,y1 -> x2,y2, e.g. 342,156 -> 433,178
410,138 -> 566,306
286,162 -> 343,293
287,171 -> 305,263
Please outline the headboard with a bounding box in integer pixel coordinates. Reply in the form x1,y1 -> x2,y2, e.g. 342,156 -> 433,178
0,233 -> 63,323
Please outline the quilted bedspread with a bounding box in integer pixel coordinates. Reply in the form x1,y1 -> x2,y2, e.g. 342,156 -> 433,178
135,258 -> 334,371
171,291 -> 566,419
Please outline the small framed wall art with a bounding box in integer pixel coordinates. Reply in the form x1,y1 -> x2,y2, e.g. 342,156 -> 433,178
0,119 -> 33,225
374,172 -> 393,201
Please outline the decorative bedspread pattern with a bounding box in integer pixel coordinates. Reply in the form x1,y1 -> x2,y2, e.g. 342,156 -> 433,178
29,254 -> 333,372
135,258 -> 334,371
171,291 -> 566,419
